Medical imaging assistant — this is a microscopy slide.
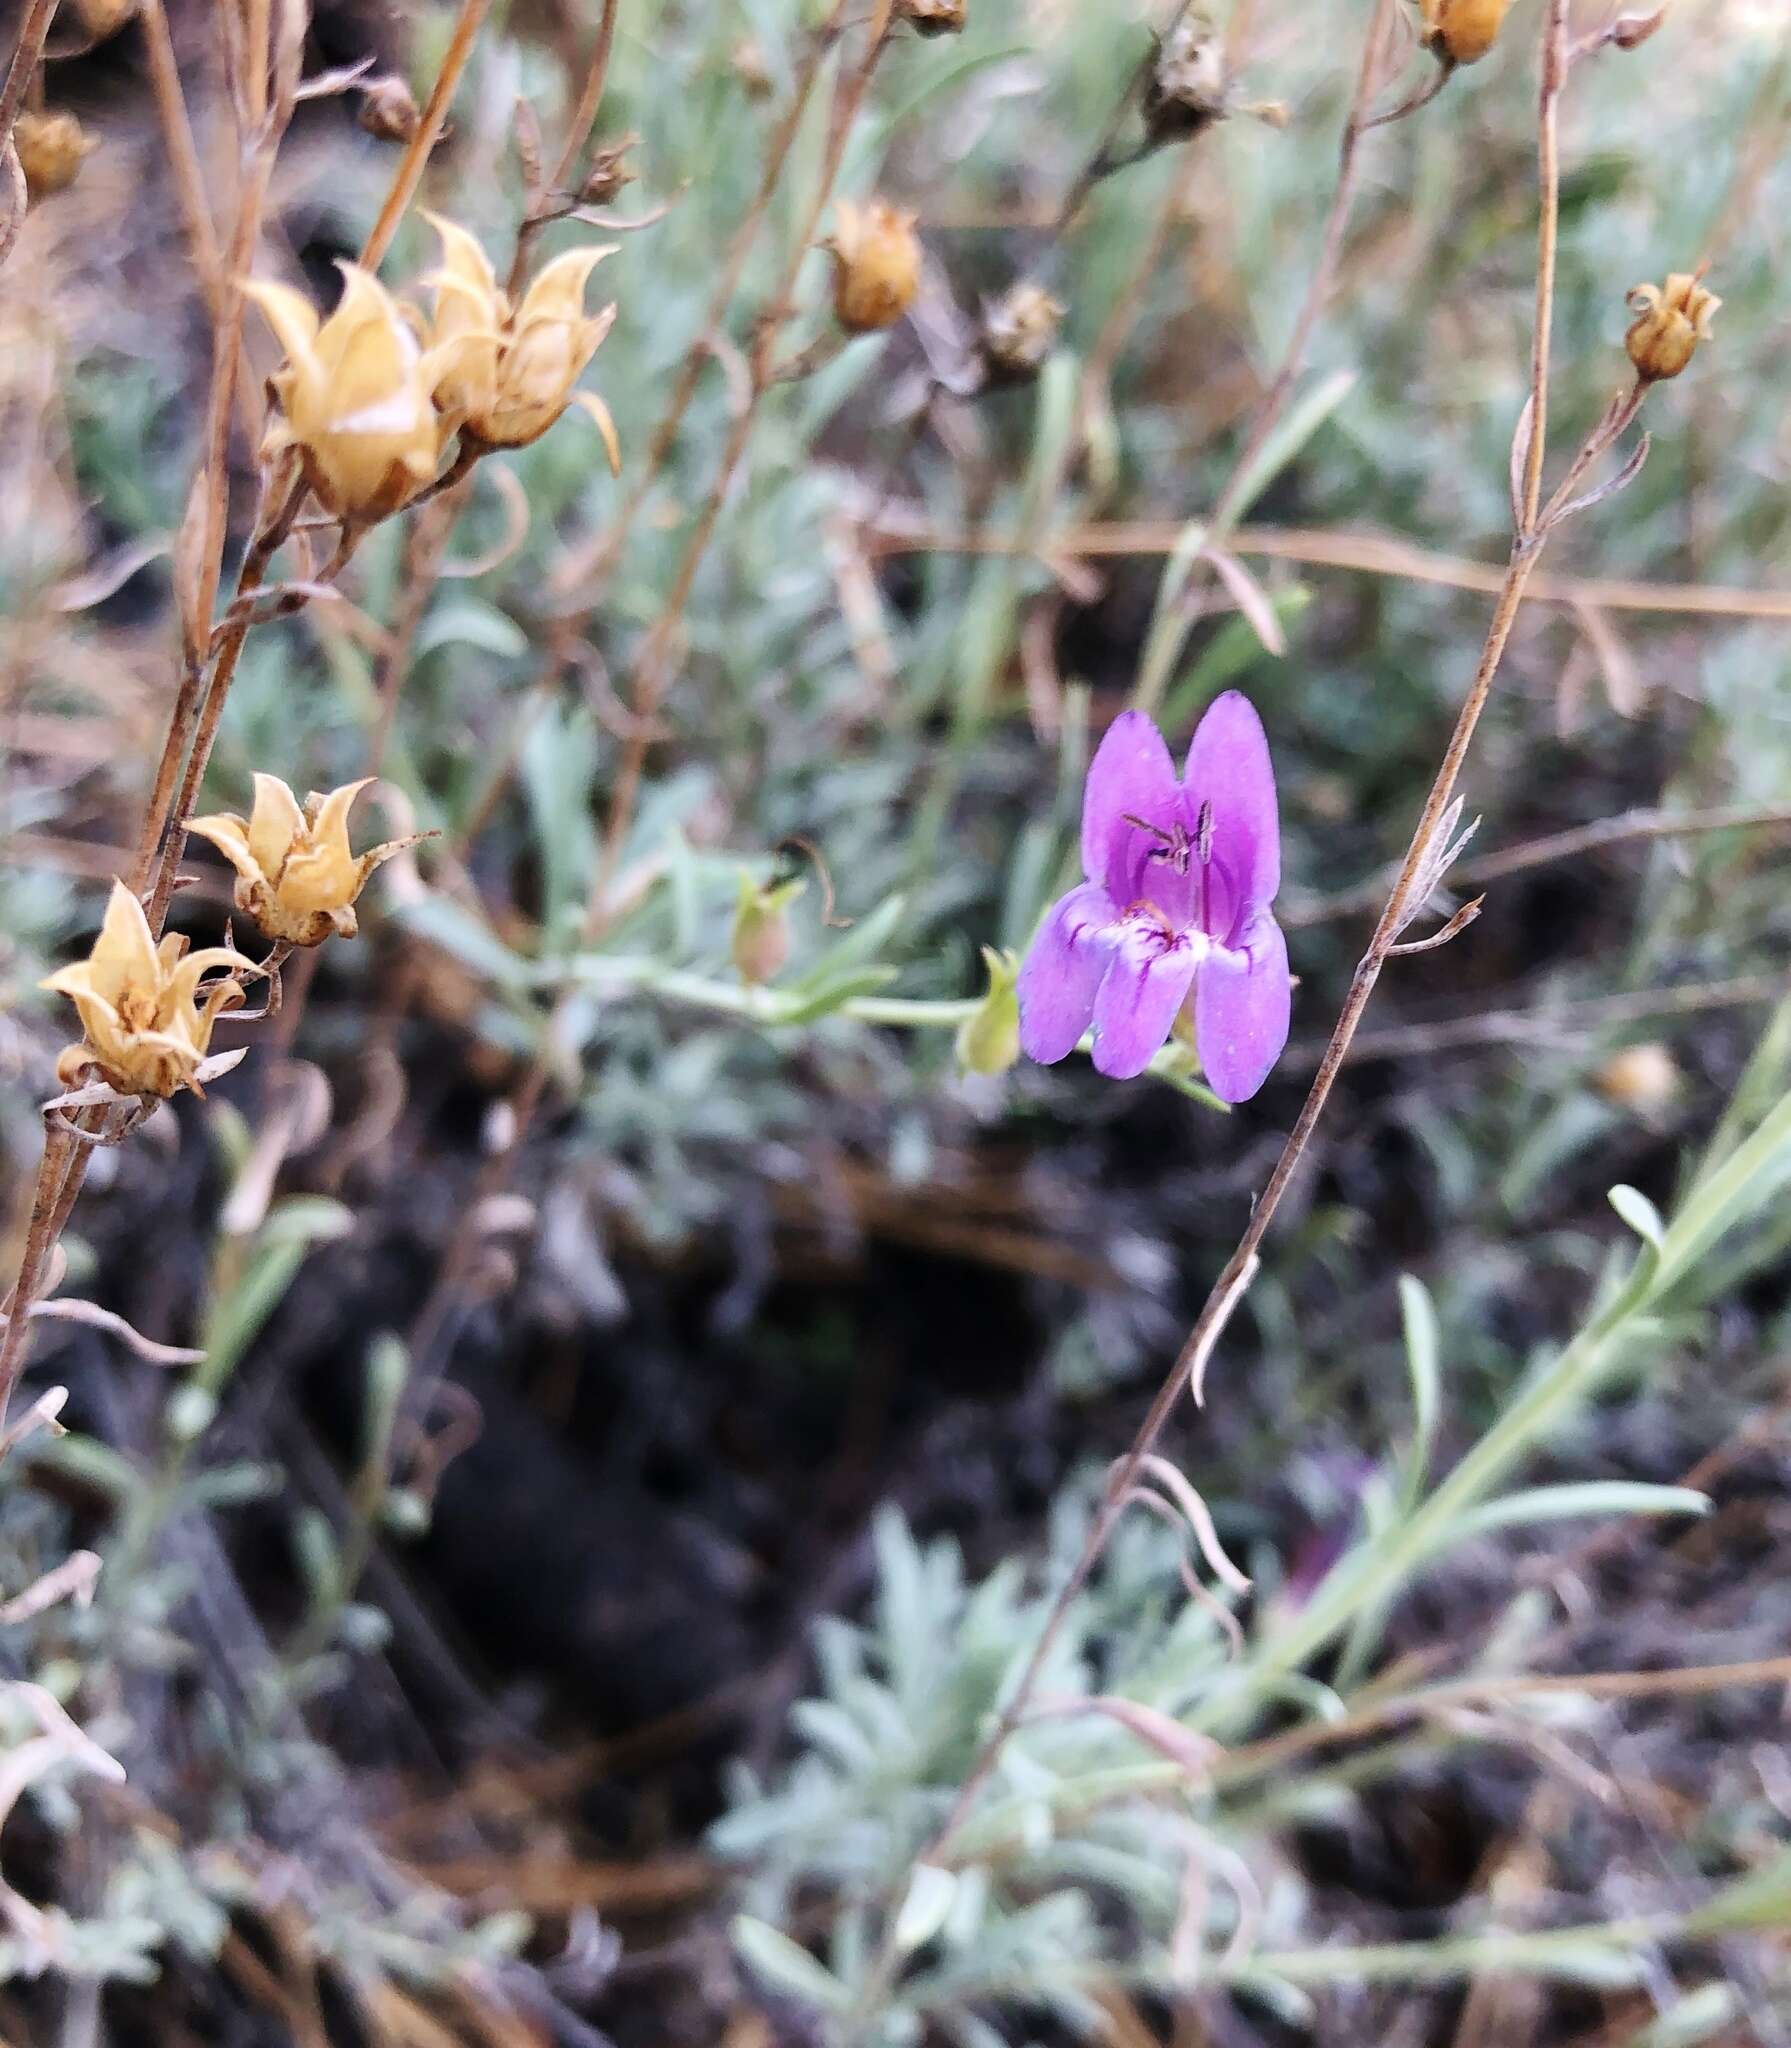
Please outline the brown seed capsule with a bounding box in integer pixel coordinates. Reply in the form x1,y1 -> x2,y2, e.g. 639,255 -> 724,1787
1625,271 -> 1719,382
358,75 -> 421,144
15,110 -> 94,200
898,0 -> 967,33
1143,15 -> 1228,142
1421,0 -> 1516,65
827,199 -> 921,335
979,283 -> 1065,386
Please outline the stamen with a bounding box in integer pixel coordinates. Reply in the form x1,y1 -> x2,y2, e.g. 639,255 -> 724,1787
1122,811 -> 1175,847
1197,800 -> 1214,866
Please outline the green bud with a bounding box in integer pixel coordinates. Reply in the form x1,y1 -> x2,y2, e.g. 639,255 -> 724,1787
956,946 -> 1022,1075
731,872 -> 805,987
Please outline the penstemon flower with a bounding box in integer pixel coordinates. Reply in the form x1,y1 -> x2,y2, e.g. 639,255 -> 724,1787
1017,693 -> 1290,1099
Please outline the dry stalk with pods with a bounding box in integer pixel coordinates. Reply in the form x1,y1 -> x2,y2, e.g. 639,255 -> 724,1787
0,0 -> 626,1441
833,0 -> 1724,2021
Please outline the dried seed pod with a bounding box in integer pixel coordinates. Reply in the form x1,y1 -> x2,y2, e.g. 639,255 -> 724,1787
1595,1041 -> 1682,1113
1143,15 -> 1228,142
426,214 -> 621,461
247,264 -> 463,522
898,0 -> 967,33
580,137 -> 637,207
358,75 -> 421,143
15,110 -> 94,200
979,283 -> 1065,386
187,775 -> 425,947
826,199 -> 921,334
41,884 -> 254,1099
1625,271 -> 1719,382
70,0 -> 136,40
1420,0 -> 1516,65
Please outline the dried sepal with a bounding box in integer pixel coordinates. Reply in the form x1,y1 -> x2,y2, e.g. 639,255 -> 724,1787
14,110 -> 94,200
358,74 -> 421,142
825,199 -> 921,334
40,882 -> 256,1099
247,264 -> 463,523
1420,0 -> 1515,65
1625,270 -> 1719,383
979,283 -> 1065,386
897,0 -> 966,32
426,215 -> 621,460
188,774 -> 427,947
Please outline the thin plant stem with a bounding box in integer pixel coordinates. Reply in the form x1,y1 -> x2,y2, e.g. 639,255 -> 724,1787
0,0 -> 57,157
586,0 -> 894,935
1304,968 -> 1785,1066
1287,800 -> 1791,928
358,0 -> 493,272
0,1122 -> 74,1433
863,518 -> 1791,622
138,0 -> 223,318
545,10 -> 841,605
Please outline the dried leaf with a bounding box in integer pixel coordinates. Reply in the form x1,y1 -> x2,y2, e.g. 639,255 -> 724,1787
1202,546 -> 1287,658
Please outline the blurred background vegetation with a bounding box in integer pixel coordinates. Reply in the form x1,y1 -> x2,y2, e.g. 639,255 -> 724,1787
4,0 -> 1791,2041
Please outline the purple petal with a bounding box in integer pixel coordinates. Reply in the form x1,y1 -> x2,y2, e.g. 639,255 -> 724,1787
1195,913 -> 1290,1103
1089,924 -> 1198,1079
1182,691 -> 1280,919
1083,710 -> 1180,904
1018,883 -> 1115,1065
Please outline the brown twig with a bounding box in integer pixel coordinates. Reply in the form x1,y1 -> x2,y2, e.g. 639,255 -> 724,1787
358,0 -> 493,272
1299,970 -> 1786,1067
862,518 -> 1791,623
1285,800 -> 1791,930
0,0 -> 56,161
139,0 -> 222,318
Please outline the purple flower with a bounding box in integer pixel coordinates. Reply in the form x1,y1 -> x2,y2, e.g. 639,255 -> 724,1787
1017,693 -> 1291,1100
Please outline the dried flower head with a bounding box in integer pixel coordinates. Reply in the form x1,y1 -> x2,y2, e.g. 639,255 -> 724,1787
980,283 -> 1065,386
247,265 -> 461,523
41,883 -> 253,1098
731,874 -> 804,988
188,775 -> 422,947
1625,271 -> 1719,383
898,0 -> 967,32
426,216 -> 620,463
1420,0 -> 1516,65
826,200 -> 922,335
15,111 -> 94,200
1018,695 -> 1290,1098
1144,15 -> 1228,141
957,948 -> 1021,1075
358,75 -> 421,143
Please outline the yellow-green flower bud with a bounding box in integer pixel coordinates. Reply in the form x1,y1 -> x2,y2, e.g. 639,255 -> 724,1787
956,947 -> 1021,1075
731,874 -> 805,987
